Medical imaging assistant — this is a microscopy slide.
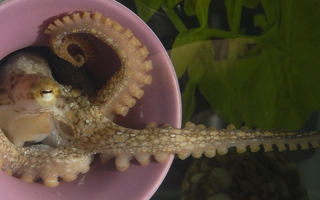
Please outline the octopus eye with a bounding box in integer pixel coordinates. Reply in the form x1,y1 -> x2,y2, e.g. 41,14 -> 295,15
40,87 -> 54,101
31,76 -> 60,107
11,74 -> 60,110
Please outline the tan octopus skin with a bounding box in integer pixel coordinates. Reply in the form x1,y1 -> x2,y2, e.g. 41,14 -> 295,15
0,11 -> 319,187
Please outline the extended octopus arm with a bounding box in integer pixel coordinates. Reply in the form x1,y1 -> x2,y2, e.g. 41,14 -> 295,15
57,106 -> 320,171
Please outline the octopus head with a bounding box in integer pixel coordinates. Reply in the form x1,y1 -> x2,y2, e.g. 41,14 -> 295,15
0,52 -> 62,147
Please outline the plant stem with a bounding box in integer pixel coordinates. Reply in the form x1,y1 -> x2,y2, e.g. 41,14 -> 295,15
231,0 -> 243,34
281,0 -> 292,48
162,3 -> 188,33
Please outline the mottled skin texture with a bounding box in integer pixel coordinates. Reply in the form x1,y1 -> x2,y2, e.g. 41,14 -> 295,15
0,11 -> 319,187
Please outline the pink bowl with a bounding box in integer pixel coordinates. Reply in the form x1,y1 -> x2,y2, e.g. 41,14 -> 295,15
0,0 -> 181,199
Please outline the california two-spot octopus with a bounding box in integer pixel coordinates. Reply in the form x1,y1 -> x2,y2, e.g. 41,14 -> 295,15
0,11 -> 318,187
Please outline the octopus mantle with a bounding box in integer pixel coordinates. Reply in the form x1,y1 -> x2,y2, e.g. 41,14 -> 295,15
0,11 -> 319,187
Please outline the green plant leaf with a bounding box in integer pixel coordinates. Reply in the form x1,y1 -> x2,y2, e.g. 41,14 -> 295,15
260,0 -> 279,26
181,76 -> 198,126
254,14 -> 270,33
170,29 -> 210,78
243,0 -> 261,9
184,0 -> 197,16
224,0 -> 244,33
180,41 -> 212,124
195,0 -> 211,28
170,0 -> 212,79
167,0 -> 181,8
134,0 -> 166,22
199,42 -> 280,129
197,0 -> 320,130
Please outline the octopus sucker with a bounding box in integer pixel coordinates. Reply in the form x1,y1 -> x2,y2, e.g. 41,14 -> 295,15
178,152 -> 192,160
0,11 -> 318,187
153,153 -> 170,163
114,154 -> 132,172
135,153 -> 151,166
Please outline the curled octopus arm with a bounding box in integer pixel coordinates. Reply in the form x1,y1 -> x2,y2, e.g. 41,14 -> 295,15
0,128 -> 92,187
45,11 -> 153,118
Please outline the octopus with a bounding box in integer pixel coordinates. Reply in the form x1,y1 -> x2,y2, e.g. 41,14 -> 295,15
0,11 -> 319,187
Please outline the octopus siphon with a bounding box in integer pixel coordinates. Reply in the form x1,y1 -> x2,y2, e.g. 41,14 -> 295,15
0,11 -> 319,187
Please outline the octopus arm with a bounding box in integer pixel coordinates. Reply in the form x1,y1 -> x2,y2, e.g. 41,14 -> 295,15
45,11 -> 153,118
0,128 -> 93,187
70,120 -> 320,171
